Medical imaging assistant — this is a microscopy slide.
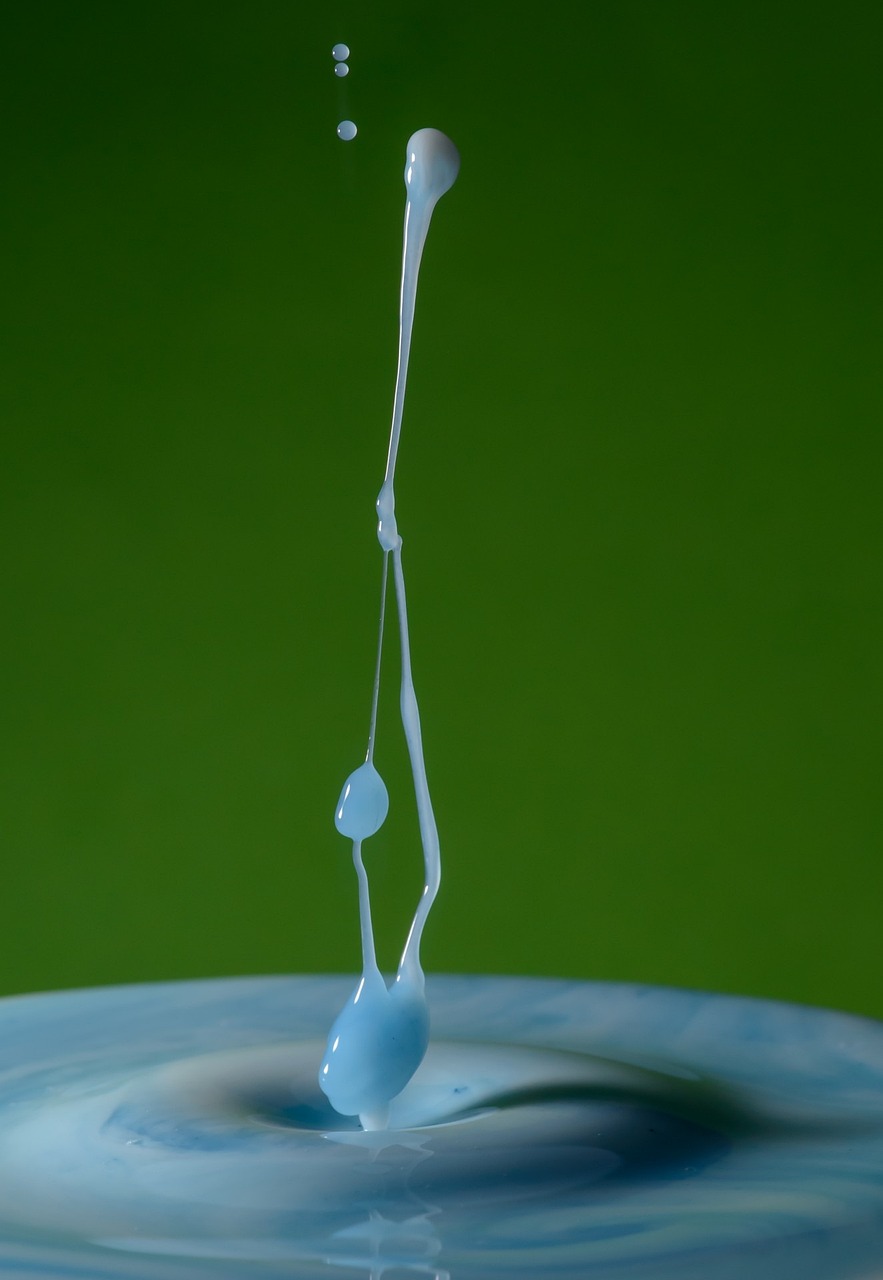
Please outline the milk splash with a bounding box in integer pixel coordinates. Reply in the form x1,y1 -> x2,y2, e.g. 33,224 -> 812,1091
318,129 -> 460,1130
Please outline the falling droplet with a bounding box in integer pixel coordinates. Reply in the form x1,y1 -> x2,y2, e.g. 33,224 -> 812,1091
334,62 -> 349,77
337,120 -> 358,142
331,43 -> 350,61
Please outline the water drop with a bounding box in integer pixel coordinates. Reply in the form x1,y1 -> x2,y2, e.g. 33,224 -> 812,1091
334,62 -> 349,77
319,971 -> 429,1125
404,127 -> 461,207
331,43 -> 350,61
337,120 -> 358,142
335,762 -> 389,841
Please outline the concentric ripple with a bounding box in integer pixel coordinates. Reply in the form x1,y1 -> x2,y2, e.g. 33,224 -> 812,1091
0,975 -> 881,1280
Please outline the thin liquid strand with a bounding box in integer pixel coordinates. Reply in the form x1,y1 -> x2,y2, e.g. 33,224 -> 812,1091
365,554 -> 389,766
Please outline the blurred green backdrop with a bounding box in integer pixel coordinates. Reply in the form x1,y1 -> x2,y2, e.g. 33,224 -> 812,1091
1,1 -> 880,1016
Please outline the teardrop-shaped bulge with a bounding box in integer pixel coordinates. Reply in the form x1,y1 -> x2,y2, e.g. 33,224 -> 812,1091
404,128 -> 460,205
334,761 -> 389,840
318,971 -> 430,1122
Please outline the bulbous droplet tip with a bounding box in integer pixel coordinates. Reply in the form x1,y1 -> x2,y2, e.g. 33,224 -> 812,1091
404,128 -> 460,201
334,761 -> 389,840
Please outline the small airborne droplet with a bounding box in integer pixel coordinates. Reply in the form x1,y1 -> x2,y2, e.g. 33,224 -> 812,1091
334,62 -> 349,77
337,120 -> 358,141
331,43 -> 350,60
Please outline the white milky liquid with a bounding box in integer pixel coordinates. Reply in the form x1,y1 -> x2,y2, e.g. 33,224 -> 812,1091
319,129 -> 460,1130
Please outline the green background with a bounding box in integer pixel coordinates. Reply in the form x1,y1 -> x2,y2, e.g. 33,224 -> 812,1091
1,2 -> 880,1016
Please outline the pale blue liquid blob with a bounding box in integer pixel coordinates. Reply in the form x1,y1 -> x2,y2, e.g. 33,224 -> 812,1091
331,43 -> 350,60
334,62 -> 349,77
334,762 -> 389,840
337,120 -> 357,141
403,128 -> 461,208
318,970 -> 429,1127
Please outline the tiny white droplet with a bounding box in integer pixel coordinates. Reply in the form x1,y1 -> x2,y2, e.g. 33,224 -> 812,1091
331,43 -> 350,61
334,62 -> 349,77
337,120 -> 358,141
